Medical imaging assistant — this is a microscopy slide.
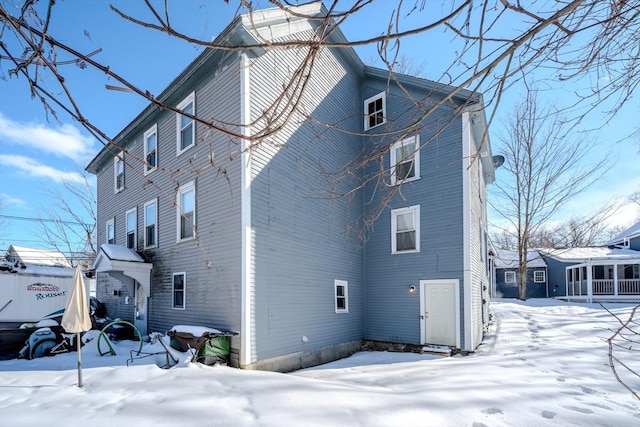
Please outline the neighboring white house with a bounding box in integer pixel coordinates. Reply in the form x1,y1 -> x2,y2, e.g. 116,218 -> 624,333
5,245 -> 72,268
540,247 -> 640,302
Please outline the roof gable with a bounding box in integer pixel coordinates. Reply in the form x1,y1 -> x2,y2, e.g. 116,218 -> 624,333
5,244 -> 71,268
493,249 -> 547,269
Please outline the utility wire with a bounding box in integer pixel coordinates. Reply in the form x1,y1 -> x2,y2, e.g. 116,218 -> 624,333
0,214 -> 92,227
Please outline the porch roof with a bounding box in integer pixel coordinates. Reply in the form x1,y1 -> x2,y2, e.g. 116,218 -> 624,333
92,244 -> 152,298
540,247 -> 640,263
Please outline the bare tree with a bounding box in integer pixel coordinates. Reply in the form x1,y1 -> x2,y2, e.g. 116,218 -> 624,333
527,201 -> 627,248
490,89 -> 608,300
603,303 -> 640,401
37,174 -> 96,267
0,0 -> 638,169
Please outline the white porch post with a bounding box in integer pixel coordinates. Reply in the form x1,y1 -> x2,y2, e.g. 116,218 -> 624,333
613,262 -> 619,296
586,262 -> 593,303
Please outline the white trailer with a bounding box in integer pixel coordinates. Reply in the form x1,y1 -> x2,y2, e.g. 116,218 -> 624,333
0,263 -> 94,323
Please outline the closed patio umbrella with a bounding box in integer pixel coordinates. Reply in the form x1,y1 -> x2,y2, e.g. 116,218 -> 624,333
61,266 -> 92,387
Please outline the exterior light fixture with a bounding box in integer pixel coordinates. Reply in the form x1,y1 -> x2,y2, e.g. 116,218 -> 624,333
409,285 -> 416,293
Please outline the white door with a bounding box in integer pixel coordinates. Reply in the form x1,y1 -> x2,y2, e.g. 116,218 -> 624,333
134,281 -> 147,336
421,280 -> 457,347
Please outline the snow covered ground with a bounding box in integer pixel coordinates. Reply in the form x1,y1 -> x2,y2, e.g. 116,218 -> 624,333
0,299 -> 638,426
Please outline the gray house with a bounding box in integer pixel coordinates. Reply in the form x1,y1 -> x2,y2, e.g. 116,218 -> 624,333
491,249 -> 548,299
86,2 -> 496,371
606,221 -> 640,251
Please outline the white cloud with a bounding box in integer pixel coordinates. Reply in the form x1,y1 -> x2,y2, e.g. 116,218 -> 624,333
0,113 -> 97,164
0,192 -> 27,208
0,154 -> 85,183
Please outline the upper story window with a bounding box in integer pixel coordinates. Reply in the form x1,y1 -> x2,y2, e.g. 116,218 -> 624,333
391,205 -> 420,254
177,181 -> 196,241
364,92 -> 386,130
114,152 -> 124,193
144,199 -> 157,249
144,124 -> 158,174
534,270 -> 546,283
390,135 -> 420,184
176,92 -> 195,155
126,207 -> 137,250
334,280 -> 349,313
173,272 -> 186,309
106,218 -> 115,245
505,271 -> 516,283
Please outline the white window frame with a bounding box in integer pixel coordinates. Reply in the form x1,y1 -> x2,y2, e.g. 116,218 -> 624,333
144,124 -> 158,175
505,271 -> 516,283
172,272 -> 186,310
144,199 -> 158,249
106,218 -> 115,245
364,92 -> 386,130
534,270 -> 546,283
391,205 -> 420,254
390,135 -> 420,185
176,92 -> 196,155
176,181 -> 196,242
125,207 -> 137,250
114,151 -> 124,193
334,280 -> 349,313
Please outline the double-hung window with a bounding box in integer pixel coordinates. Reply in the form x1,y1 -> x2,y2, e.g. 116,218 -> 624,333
391,205 -> 420,254
172,272 -> 185,309
505,271 -> 516,283
334,280 -> 349,313
114,152 -> 124,193
390,135 -> 420,184
144,124 -> 158,174
126,207 -> 137,250
364,92 -> 386,130
176,92 -> 195,155
177,181 -> 196,241
534,270 -> 546,283
144,199 -> 157,248
106,218 -> 115,245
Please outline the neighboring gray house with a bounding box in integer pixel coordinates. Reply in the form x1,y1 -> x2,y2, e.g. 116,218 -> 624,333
606,221 -> 640,251
491,249 -> 548,299
86,2 -> 496,371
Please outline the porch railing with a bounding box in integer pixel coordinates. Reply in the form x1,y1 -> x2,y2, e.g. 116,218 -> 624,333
570,279 -> 640,296
619,279 -> 640,295
593,279 -> 614,295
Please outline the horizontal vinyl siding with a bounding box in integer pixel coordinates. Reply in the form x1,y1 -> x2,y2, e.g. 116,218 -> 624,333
93,56 -> 243,335
363,79 -> 465,345
495,268 -> 548,299
249,32 -> 364,362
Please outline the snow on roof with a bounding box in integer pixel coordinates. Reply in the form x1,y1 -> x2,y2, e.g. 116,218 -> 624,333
100,244 -> 145,263
5,245 -> 71,268
493,249 -> 547,269
605,221 -> 640,245
0,263 -> 76,277
539,247 -> 640,262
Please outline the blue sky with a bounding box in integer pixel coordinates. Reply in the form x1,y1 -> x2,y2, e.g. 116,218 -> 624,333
0,0 -> 638,253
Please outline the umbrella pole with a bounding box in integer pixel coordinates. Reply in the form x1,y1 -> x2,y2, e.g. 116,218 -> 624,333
77,332 -> 83,388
